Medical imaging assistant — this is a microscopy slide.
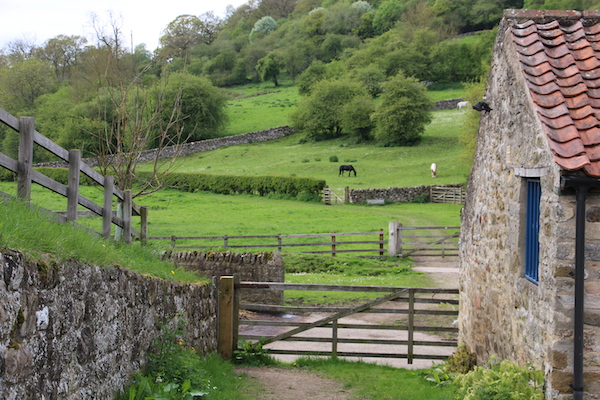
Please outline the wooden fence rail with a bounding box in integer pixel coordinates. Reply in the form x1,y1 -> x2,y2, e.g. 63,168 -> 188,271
218,277 -> 459,364
151,230 -> 386,256
0,108 -> 147,243
152,222 -> 460,258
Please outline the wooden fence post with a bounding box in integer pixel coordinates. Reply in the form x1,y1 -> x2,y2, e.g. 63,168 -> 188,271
66,149 -> 81,222
102,176 -> 114,238
331,232 -> 336,257
123,190 -> 132,243
344,186 -> 350,204
277,234 -> 282,252
407,289 -> 415,364
323,185 -> 330,205
218,276 -> 239,360
140,206 -> 148,245
388,221 -> 402,256
17,117 -> 34,201
332,319 -> 338,358
379,229 -> 384,256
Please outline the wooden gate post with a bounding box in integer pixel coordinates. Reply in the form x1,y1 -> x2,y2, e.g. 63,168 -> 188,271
388,221 -> 402,256
102,176 -> 114,238
323,185 -> 330,205
66,149 -> 81,222
218,276 -> 239,360
17,117 -> 34,201
344,186 -> 350,204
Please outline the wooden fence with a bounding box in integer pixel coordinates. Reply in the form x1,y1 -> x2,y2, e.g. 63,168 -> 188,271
392,223 -> 460,258
150,230 -> 386,256
323,186 -> 349,204
430,186 -> 466,204
218,276 -> 459,363
0,109 -> 147,243
152,222 -> 460,257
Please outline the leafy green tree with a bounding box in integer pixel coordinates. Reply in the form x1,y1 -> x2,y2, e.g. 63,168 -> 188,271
296,60 -> 328,94
161,72 -> 229,143
256,52 -> 282,86
250,16 -> 278,41
159,13 -> 222,59
371,73 -> 432,146
372,0 -> 405,34
340,96 -> 376,141
290,79 -> 372,140
37,35 -> 87,81
351,65 -> 386,96
0,57 -> 56,113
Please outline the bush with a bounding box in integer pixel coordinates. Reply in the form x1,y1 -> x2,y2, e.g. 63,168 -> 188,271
148,172 -> 326,197
454,357 -> 544,400
329,155 -> 339,162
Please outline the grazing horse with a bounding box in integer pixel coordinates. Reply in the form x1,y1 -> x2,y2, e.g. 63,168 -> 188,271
431,163 -> 437,178
339,165 -> 357,176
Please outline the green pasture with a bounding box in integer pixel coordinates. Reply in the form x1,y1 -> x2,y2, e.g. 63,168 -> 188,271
167,108 -> 470,189
223,81 -> 467,137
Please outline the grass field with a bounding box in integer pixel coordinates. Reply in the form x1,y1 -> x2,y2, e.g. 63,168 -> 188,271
163,108 -> 471,189
223,80 -> 467,136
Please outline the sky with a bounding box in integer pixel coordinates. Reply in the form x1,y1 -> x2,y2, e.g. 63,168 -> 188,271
1,0 -> 249,53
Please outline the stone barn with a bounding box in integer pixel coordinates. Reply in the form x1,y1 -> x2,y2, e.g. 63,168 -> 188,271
459,9 -> 600,400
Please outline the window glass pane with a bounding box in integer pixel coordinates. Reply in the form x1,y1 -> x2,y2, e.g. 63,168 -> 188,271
525,179 -> 541,284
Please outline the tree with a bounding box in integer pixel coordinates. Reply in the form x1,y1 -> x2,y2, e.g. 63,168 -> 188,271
371,73 -> 432,146
38,35 -> 87,81
250,16 -> 278,41
161,72 -> 229,143
0,57 -> 56,113
256,52 -> 282,86
290,79 -> 372,140
159,15 -> 207,59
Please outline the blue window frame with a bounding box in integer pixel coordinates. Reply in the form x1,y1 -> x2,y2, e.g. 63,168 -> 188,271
525,178 -> 541,284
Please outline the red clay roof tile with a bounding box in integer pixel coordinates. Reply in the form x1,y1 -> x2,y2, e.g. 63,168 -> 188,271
509,12 -> 600,176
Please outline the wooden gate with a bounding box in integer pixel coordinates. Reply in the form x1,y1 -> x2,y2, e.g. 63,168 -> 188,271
217,277 -> 459,364
323,186 -> 349,204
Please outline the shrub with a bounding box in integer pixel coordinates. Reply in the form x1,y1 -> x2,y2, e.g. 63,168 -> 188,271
329,155 -> 339,162
454,357 -> 544,400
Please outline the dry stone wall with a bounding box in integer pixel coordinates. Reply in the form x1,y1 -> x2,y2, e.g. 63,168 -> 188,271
35,126 -> 295,168
349,184 -> 463,204
165,251 -> 284,305
0,249 -> 217,400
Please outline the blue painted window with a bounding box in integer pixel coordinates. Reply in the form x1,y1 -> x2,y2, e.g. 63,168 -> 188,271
525,178 -> 541,284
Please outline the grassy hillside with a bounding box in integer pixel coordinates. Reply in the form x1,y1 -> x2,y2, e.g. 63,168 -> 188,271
168,108 -> 470,189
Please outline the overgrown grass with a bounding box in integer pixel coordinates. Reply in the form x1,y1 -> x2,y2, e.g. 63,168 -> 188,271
225,80 -> 300,135
116,317 -> 256,400
0,198 -> 206,283
166,108 -> 470,189
293,357 -> 456,400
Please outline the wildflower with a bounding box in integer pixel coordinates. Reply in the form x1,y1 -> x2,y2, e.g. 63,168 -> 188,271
171,270 -> 175,274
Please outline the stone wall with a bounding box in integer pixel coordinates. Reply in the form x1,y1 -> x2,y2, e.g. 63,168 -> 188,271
165,251 -> 285,305
0,249 -> 217,400
349,184 -> 463,204
35,126 -> 295,168
459,18 -> 600,399
433,98 -> 464,110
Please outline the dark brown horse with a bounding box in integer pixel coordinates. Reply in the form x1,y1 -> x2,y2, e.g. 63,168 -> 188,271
339,165 -> 357,176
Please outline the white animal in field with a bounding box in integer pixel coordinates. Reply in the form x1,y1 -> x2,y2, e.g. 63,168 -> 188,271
457,101 -> 469,110
431,163 -> 437,178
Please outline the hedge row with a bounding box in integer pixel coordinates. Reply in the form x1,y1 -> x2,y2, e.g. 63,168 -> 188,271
0,168 -> 326,198
150,172 -> 326,197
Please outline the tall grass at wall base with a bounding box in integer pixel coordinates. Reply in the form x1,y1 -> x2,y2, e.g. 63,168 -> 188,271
0,198 -> 206,283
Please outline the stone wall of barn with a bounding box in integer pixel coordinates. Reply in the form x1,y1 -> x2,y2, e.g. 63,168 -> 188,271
165,251 -> 285,305
0,249 -> 217,400
459,18 -> 600,399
